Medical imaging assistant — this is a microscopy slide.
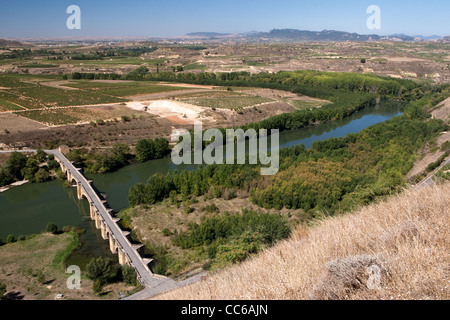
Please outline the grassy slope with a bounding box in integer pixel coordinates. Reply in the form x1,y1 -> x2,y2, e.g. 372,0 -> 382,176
0,232 -> 137,300
157,182 -> 449,300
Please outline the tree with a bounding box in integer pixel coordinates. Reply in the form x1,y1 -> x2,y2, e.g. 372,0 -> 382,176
93,279 -> 103,295
21,156 -> 40,182
4,152 -> 27,181
0,169 -> 13,187
153,138 -> 170,159
5,234 -> 15,244
121,265 -> 137,286
135,139 -> 155,163
35,168 -> 50,183
46,222 -> 59,235
36,149 -> 47,163
86,257 -> 113,284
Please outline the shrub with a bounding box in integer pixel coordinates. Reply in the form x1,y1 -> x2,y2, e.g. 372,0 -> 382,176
121,265 -> 137,286
86,257 -> 113,284
183,201 -> 193,214
6,234 -> 15,244
93,279 -> 103,295
213,232 -> 264,268
35,269 -> 46,284
205,203 -> 219,213
162,228 -> 172,237
46,222 -> 59,235
121,115 -> 131,122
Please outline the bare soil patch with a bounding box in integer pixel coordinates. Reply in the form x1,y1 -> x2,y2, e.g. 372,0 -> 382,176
432,97 -> 450,123
406,131 -> 450,180
0,116 -> 178,149
127,89 -> 212,101
40,81 -> 80,91
158,82 -> 217,89
0,113 -> 47,134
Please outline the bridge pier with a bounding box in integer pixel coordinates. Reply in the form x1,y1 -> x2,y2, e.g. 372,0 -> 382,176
89,203 -> 96,220
118,248 -> 128,266
95,211 -> 102,230
109,236 -> 118,254
77,182 -> 83,200
100,221 -> 109,240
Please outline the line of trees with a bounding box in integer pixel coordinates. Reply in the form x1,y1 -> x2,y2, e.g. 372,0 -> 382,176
128,114 -> 447,215
66,139 -> 171,174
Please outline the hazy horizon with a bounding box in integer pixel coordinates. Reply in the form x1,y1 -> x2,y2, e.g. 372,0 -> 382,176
0,0 -> 448,39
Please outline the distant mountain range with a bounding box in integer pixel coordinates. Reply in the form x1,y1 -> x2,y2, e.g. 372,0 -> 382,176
184,29 -> 448,42
2,29 -> 448,44
186,32 -> 233,38
0,39 -> 31,47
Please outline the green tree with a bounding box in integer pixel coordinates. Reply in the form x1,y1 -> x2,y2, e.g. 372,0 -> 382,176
35,269 -> 46,284
6,234 -> 15,244
86,257 -> 113,284
36,149 -> 47,163
21,156 -> 40,182
153,138 -> 170,159
46,222 -> 59,235
169,190 -> 178,204
121,265 -> 137,286
135,139 -> 155,163
0,169 -> 13,187
4,152 -> 27,181
34,168 -> 50,183
93,279 -> 103,295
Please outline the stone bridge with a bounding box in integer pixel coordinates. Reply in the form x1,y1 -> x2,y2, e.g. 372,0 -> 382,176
0,148 -> 206,298
48,149 -> 167,288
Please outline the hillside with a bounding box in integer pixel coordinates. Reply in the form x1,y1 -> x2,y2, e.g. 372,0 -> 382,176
0,39 -> 28,47
156,182 -> 449,300
183,29 -> 420,42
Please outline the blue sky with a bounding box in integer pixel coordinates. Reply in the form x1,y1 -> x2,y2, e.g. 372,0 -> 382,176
0,0 -> 448,38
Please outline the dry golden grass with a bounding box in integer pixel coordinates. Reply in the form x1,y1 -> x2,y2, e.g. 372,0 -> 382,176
157,182 -> 450,300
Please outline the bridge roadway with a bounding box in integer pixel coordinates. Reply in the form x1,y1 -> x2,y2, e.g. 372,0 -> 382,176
0,148 -> 196,294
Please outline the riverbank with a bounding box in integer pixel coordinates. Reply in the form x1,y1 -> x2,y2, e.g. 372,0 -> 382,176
0,231 -> 137,300
0,180 -> 28,193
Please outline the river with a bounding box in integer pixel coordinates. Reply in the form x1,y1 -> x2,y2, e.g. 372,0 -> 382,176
0,102 -> 402,266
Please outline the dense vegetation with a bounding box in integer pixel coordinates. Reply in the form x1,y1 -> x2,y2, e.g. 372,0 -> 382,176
86,256 -> 138,294
66,138 -> 170,174
128,71 -> 449,215
0,151 -> 60,187
77,69 -> 448,137
124,72 -> 448,275
172,209 -> 291,270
